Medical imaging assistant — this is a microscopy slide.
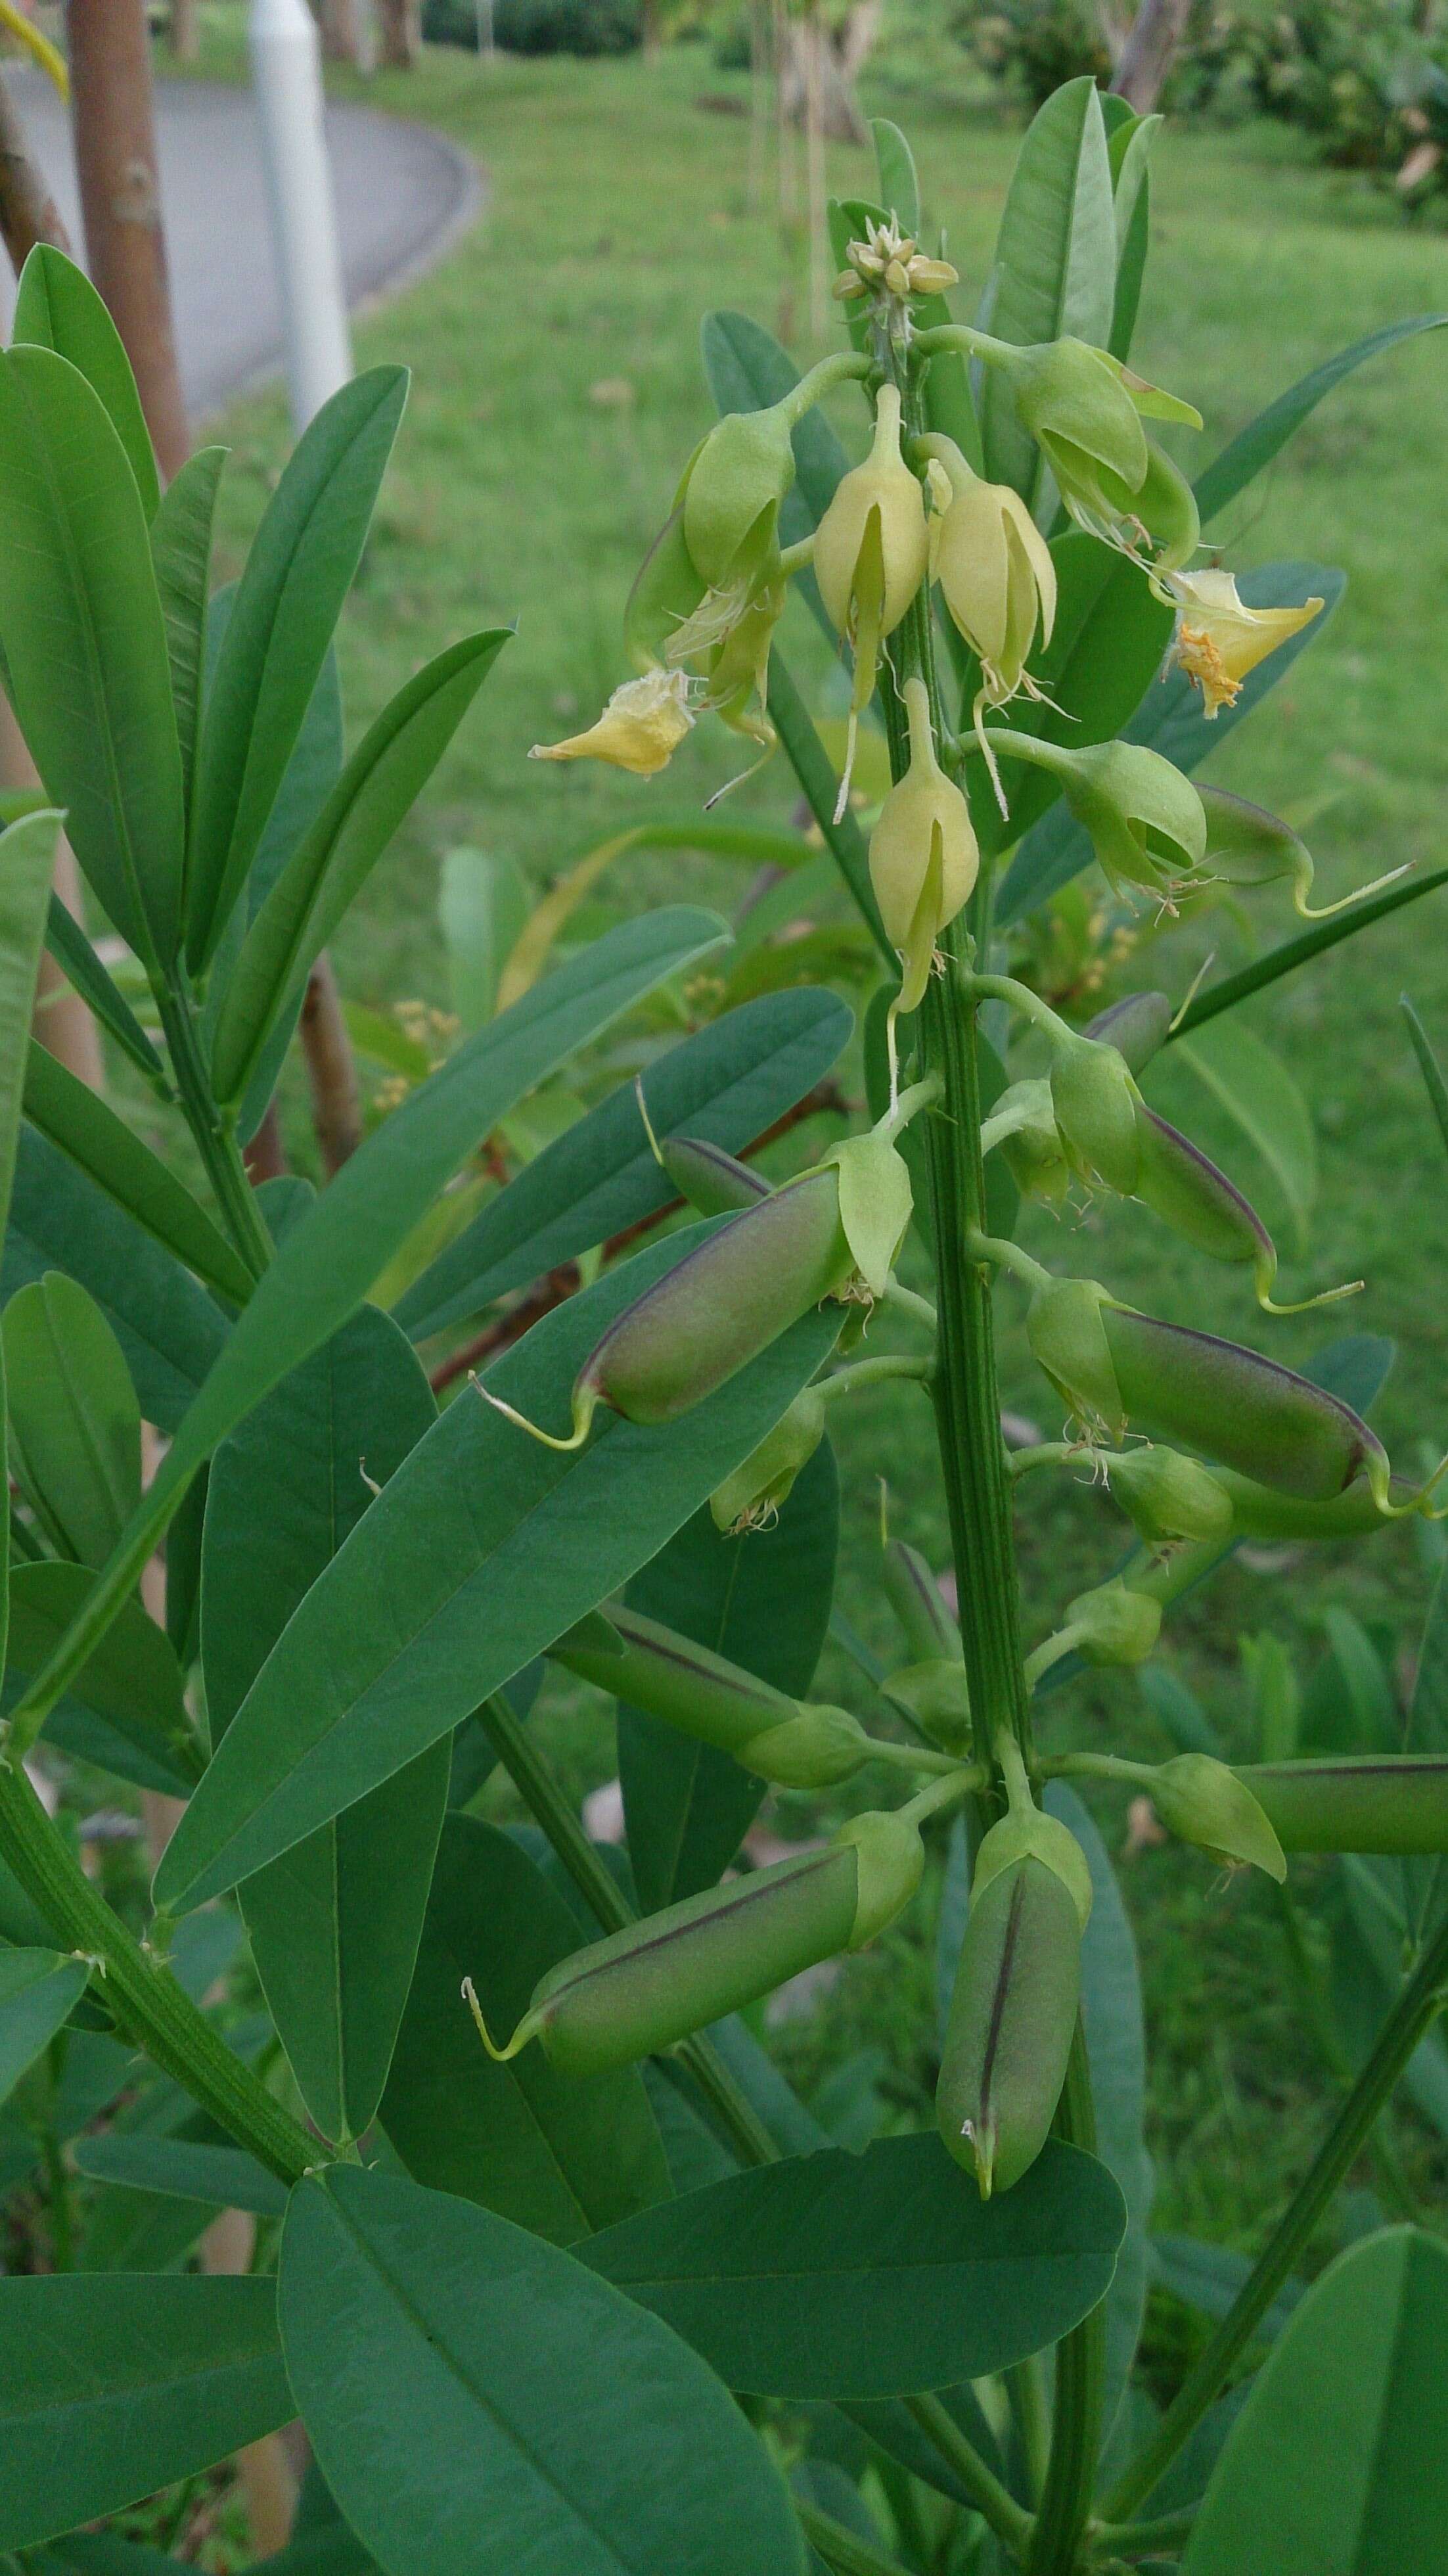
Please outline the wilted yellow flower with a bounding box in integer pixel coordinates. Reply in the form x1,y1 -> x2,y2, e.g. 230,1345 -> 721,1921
1166,570 -> 1324,718
529,668 -> 694,778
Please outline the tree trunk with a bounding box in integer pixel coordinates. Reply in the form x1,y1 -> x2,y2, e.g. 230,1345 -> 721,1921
1110,0 -> 1192,111
66,0 -> 190,481
170,0 -> 199,62
778,0 -> 879,147
317,0 -> 362,62
376,0 -> 419,65
0,57 -> 70,269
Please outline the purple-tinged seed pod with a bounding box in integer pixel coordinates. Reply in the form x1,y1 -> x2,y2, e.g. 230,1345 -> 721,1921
937,1855 -> 1081,2199
1100,1303 -> 1391,1504
549,1598 -> 868,1786
1132,1109 -> 1359,1316
1083,989 -> 1173,1075
1236,1757 -> 1448,1854
660,1134 -> 771,1217
1209,1465 -> 1418,1541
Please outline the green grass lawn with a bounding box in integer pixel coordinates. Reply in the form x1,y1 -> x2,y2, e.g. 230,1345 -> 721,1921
170,32 -> 1448,2283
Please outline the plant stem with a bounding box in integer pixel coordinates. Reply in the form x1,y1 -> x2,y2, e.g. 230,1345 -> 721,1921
39,2117 -> 73,2270
0,1758 -> 315,2185
1028,2028 -> 1105,2573
1102,1898 -> 1448,2522
157,986 -> 273,1281
795,2499 -> 916,2576
1273,1885 -> 1419,2222
907,2393 -> 1035,2557
1089,2505 -> 1198,2559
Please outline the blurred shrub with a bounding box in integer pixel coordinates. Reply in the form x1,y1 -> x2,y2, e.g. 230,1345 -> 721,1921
964,0 -> 1110,108
422,0 -> 639,52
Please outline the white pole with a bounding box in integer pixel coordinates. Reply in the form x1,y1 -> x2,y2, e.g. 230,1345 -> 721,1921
248,0 -> 353,428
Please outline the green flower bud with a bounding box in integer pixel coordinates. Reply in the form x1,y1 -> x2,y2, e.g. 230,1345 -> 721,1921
660,1134 -> 771,1216
710,1387 -> 828,1533
1237,1755 -> 1448,1856
1148,1753 -> 1285,1881
1063,1578 -> 1162,1667
1026,1274 -> 1125,1441
681,402 -> 796,593
972,1805 -> 1093,1931
1047,1030 -> 1141,1195
1104,1444 -> 1236,1550
869,676 -> 978,1013
884,1658 -> 972,1757
1083,988 -> 1173,1074
937,1854 -> 1081,2197
481,1172 -> 851,1450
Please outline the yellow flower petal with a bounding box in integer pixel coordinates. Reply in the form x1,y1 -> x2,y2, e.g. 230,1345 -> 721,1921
529,669 -> 694,777
1167,570 -> 1324,718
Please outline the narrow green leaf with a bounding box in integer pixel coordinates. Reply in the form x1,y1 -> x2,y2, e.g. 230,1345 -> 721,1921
1183,2228 -> 1448,2571
0,352 -> 183,969
0,1950 -> 90,2108
583,2132 -> 1125,2399
4,1562 -> 202,1794
154,1230 -> 840,1913
1196,315 -> 1448,526
1170,1019 -> 1316,1253
202,1305 -> 447,2144
1403,996 -> 1448,1165
979,78 -> 1117,507
41,896 -> 170,1095
279,2166 -> 809,2576
150,446 -> 227,812
187,366 -> 408,969
382,1816 -> 670,2242
0,812 -> 62,1232
1171,869 -> 1448,1037
12,244 -> 160,521
210,629 -> 508,1107
620,1438 -> 839,1911
998,563 -> 1343,923
1108,112 -> 1158,363
3,1126 -> 228,1435
22,1041 -> 254,1305
0,2274 -> 290,2550
440,843 -> 531,1031
2,1274 -> 140,1566
767,656 -> 892,959
396,986 -> 851,1343
870,119 -> 919,232
70,2134 -> 288,2218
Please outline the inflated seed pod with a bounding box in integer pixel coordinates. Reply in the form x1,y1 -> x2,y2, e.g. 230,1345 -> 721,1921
937,1854 -> 1081,2197
549,1596 -> 868,1786
1235,1756 -> 1448,1855
709,1386 -> 828,1533
1149,1753 -> 1285,1879
1208,1464 -> 1409,1541
482,1171 -> 852,1450
1083,988 -> 1173,1075
1100,1304 -> 1391,1505
1198,782 -> 1407,922
661,1135 -> 771,1216
473,1810 -> 923,2076
1104,1444 -> 1236,1550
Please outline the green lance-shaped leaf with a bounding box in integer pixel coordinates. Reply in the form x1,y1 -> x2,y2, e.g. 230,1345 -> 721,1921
2,1273 -> 140,1567
12,244 -> 160,520
0,1949 -> 91,2109
186,365 -> 408,971
0,2273 -> 291,2550
210,629 -> 509,1107
0,352 -> 184,971
41,893 -> 170,1096
21,1042 -> 254,1308
997,561 -> 1343,925
154,1226 -> 840,1914
1108,107 -> 1158,363
0,812 -> 63,1232
396,985 -> 850,1344
71,2134 -> 290,2219
202,1304 -> 448,2146
1195,313 -> 1448,526
617,1438 -> 840,1913
9,908 -> 727,1760
978,77 -> 1118,510
381,1816 -> 670,2243
149,444 -> 228,813
279,2166 -> 809,2576
3,1126 -> 229,1437
3,1562 -> 202,1795
1182,2227 -> 1448,2573
581,2131 -> 1125,2400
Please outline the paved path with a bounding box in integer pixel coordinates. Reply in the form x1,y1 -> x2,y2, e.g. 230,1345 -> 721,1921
0,67 -> 480,418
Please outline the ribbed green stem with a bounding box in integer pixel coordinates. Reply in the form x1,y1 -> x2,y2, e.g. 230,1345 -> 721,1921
1102,1897 -> 1448,2522
0,1758 -> 314,2185
907,2393 -> 1035,2556
1089,2504 -> 1197,2559
796,2499 -> 916,2576
1028,2027 -> 1105,2573
158,986 -> 272,1281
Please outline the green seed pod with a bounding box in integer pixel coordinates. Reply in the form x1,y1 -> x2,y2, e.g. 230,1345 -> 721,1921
1100,1304 -> 1391,1504
482,1172 -> 851,1450
709,1386 -> 828,1532
1083,988 -> 1173,1074
681,403 -> 796,593
937,1854 -> 1081,2197
661,1135 -> 771,1216
884,1659 -> 972,1757
1026,1275 -> 1125,1440
1208,1465 -> 1410,1542
882,1538 -> 963,1665
1236,1756 -> 1448,1855
972,1805 -> 1093,1931
1149,1753 -> 1286,1880
869,676 -> 978,1012
1063,1578 -> 1162,1667
549,1597 -> 869,1786
1104,1443 -> 1236,1550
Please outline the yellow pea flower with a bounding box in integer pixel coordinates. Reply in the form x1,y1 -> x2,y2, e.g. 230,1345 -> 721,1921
1166,570 -> 1324,719
529,668 -> 694,779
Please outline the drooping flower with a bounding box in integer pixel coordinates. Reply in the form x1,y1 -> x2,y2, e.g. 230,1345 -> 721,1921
529,667 -> 694,778
1165,568 -> 1325,718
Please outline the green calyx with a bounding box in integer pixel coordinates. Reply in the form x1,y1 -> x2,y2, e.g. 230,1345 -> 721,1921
1063,1578 -> 1162,1667
1104,1443 -> 1236,1550
1060,739 -> 1208,905
869,676 -> 979,1015
736,1705 -> 872,1788
836,1806 -> 926,1948
1048,1028 -> 1142,1195
1026,1274 -> 1125,1440
885,1657 -> 972,1757
986,1078 -> 1072,1205
710,1386 -> 829,1532
973,1804 -> 1093,1932
1150,1753 -> 1286,1882
681,403 -> 796,595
